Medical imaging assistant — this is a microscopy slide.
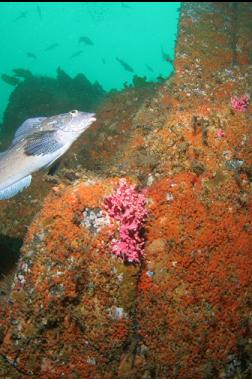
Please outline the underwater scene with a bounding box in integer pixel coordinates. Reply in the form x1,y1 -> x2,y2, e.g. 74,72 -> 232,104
0,2 -> 251,378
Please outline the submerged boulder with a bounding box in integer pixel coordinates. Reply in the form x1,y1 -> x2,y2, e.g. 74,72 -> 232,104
0,177 -> 141,378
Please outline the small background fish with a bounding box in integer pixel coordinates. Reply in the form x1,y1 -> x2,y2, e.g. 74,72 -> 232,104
37,5 -> 42,20
79,36 -> 94,46
27,52 -> 37,59
70,50 -> 83,58
116,57 -> 134,73
161,48 -> 173,64
14,11 -> 28,22
44,43 -> 59,52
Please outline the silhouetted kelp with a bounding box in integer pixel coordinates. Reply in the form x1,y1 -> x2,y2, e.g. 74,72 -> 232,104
122,74 -> 167,90
1,74 -> 20,87
12,68 -> 32,79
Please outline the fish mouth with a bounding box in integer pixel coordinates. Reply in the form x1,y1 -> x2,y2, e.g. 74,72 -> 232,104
88,113 -> 96,122
89,117 -> 96,124
74,113 -> 96,132
85,113 -> 96,125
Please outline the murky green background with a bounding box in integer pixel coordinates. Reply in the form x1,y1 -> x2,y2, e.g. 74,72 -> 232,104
0,2 -> 180,122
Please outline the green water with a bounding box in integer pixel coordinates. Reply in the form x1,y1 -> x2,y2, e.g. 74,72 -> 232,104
0,2 -> 180,122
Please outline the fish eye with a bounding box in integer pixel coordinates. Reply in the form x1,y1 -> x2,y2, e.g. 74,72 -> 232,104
70,110 -> 78,116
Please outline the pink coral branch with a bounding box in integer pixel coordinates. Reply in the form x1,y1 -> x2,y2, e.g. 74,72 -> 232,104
231,95 -> 249,112
103,179 -> 147,263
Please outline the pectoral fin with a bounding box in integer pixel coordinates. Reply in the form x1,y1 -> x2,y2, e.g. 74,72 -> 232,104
0,175 -> 32,200
24,130 -> 64,156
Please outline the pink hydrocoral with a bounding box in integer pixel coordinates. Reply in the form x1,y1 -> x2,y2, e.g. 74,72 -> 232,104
231,95 -> 249,112
216,129 -> 225,138
103,179 -> 147,263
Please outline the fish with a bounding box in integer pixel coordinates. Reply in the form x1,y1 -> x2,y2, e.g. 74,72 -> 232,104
70,50 -> 83,58
0,110 -> 96,200
1,74 -> 20,86
37,5 -> 42,20
12,68 -> 32,79
121,3 -> 132,9
161,49 -> 173,65
146,65 -> 154,73
116,58 -> 134,73
27,52 -> 37,59
44,43 -> 59,52
14,11 -> 28,22
79,36 -> 94,46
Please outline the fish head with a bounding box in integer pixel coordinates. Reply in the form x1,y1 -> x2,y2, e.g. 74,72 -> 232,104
56,110 -> 96,135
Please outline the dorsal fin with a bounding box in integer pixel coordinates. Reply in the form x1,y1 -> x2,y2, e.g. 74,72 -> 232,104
12,117 -> 47,145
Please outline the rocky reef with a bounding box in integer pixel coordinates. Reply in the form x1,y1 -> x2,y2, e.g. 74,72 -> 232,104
0,2 -> 252,378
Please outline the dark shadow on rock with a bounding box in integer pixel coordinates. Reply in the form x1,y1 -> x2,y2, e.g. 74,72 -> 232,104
0,235 -> 22,276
